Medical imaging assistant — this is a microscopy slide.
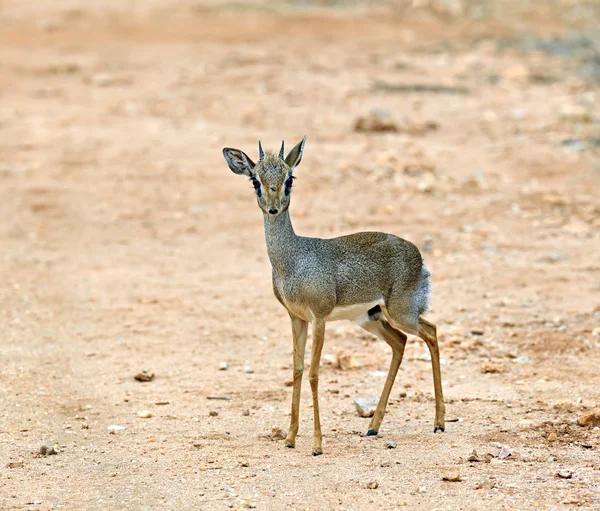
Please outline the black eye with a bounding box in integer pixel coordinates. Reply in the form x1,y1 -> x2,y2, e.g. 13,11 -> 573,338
250,177 -> 261,197
284,176 -> 294,196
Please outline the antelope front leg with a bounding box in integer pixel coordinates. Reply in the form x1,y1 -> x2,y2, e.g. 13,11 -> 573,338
284,314 -> 308,449
308,318 -> 326,455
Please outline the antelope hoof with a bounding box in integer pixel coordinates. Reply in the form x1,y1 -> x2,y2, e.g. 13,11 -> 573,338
284,438 -> 295,448
366,429 -> 378,436
312,450 -> 323,456
433,425 -> 445,433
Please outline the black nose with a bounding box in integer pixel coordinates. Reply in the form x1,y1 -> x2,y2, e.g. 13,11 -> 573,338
268,208 -> 279,215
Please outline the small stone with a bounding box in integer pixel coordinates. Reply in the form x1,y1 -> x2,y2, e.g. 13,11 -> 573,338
476,477 -> 496,490
284,379 -> 293,387
417,486 -> 428,494
267,427 -> 286,441
548,432 -> 558,442
442,472 -> 462,482
337,349 -> 360,370
354,396 -> 379,418
243,366 -> 254,374
552,400 -> 580,413
470,329 -> 484,336
467,449 -> 482,462
209,411 -> 218,417
366,480 -> 379,489
385,441 -> 397,449
354,109 -> 398,133
91,72 -> 115,87
107,425 -> 126,433
560,104 -> 592,123
480,361 -> 504,374
39,445 -> 57,456
498,445 -> 512,459
218,361 -> 229,371
134,370 -> 155,382
557,469 -> 573,479
242,409 -> 250,416
577,408 -> 600,427
137,410 -> 152,419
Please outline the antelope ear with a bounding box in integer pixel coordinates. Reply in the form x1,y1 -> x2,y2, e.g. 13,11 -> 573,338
222,148 -> 255,176
284,136 -> 306,171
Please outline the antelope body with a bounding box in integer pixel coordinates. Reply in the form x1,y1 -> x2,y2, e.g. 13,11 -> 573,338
223,138 -> 445,455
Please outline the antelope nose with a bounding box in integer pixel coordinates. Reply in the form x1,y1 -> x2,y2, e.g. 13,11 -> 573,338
268,208 -> 279,215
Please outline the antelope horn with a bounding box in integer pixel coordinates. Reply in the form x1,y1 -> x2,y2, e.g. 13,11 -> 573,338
279,140 -> 285,160
258,140 -> 265,161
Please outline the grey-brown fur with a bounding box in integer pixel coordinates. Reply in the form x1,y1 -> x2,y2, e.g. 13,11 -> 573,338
223,138 -> 445,455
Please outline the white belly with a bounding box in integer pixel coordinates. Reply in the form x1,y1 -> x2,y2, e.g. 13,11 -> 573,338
326,299 -> 383,322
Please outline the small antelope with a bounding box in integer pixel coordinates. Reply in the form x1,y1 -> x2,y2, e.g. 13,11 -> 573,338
223,138 -> 445,455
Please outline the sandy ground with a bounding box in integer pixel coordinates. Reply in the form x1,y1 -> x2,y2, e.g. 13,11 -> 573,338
1,1 -> 599,509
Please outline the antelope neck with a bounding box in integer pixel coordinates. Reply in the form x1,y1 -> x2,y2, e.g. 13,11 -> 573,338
263,209 -> 299,273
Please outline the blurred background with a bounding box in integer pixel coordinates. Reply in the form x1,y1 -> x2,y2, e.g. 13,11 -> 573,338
1,1 -> 599,509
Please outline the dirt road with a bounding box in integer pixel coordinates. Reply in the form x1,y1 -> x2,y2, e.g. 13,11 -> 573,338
1,1 -> 599,509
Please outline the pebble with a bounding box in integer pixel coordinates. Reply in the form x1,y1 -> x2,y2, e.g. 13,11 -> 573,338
548,432 -> 558,442
354,109 -> 398,133
137,410 -> 152,419
442,472 -> 462,482
354,396 -> 379,418
107,425 -> 126,433
577,408 -> 600,427
242,409 -> 250,416
385,441 -> 397,449
91,72 -> 115,87
366,480 -> 379,489
219,361 -> 229,371
284,379 -> 293,387
39,445 -> 57,456
557,469 -> 573,479
467,449 -> 482,462
209,411 -> 219,417
134,370 -> 155,382
243,366 -> 254,374
480,361 -> 505,374
337,349 -> 360,370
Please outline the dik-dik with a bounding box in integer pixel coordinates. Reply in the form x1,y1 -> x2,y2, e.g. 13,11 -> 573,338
223,138 -> 445,456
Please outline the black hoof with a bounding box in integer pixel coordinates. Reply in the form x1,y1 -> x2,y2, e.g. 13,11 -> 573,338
285,445 -> 295,449
366,429 -> 378,436
312,451 -> 323,456
433,426 -> 445,433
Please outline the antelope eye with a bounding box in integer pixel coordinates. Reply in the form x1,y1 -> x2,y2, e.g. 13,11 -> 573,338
250,177 -> 262,197
284,176 -> 294,196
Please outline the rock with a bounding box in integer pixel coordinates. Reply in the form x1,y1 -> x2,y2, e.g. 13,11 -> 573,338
442,472 -> 462,482
498,445 -> 512,459
366,480 -> 379,489
242,409 -> 250,416
218,361 -> 229,371
417,486 -> 427,494
476,477 -> 496,490
284,379 -> 293,387
91,72 -> 115,87
39,445 -> 57,456
577,408 -> 600,427
552,400 -> 580,413
337,349 -> 360,370
560,104 -> 592,123
480,361 -> 504,374
385,440 -> 397,449
243,366 -> 254,374
270,427 -> 286,440
354,396 -> 379,418
548,432 -> 558,442
107,425 -> 126,434
467,449 -> 482,462
134,370 -> 155,382
557,469 -> 573,479
354,109 -> 399,133
209,411 -> 218,417
137,410 -> 152,419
